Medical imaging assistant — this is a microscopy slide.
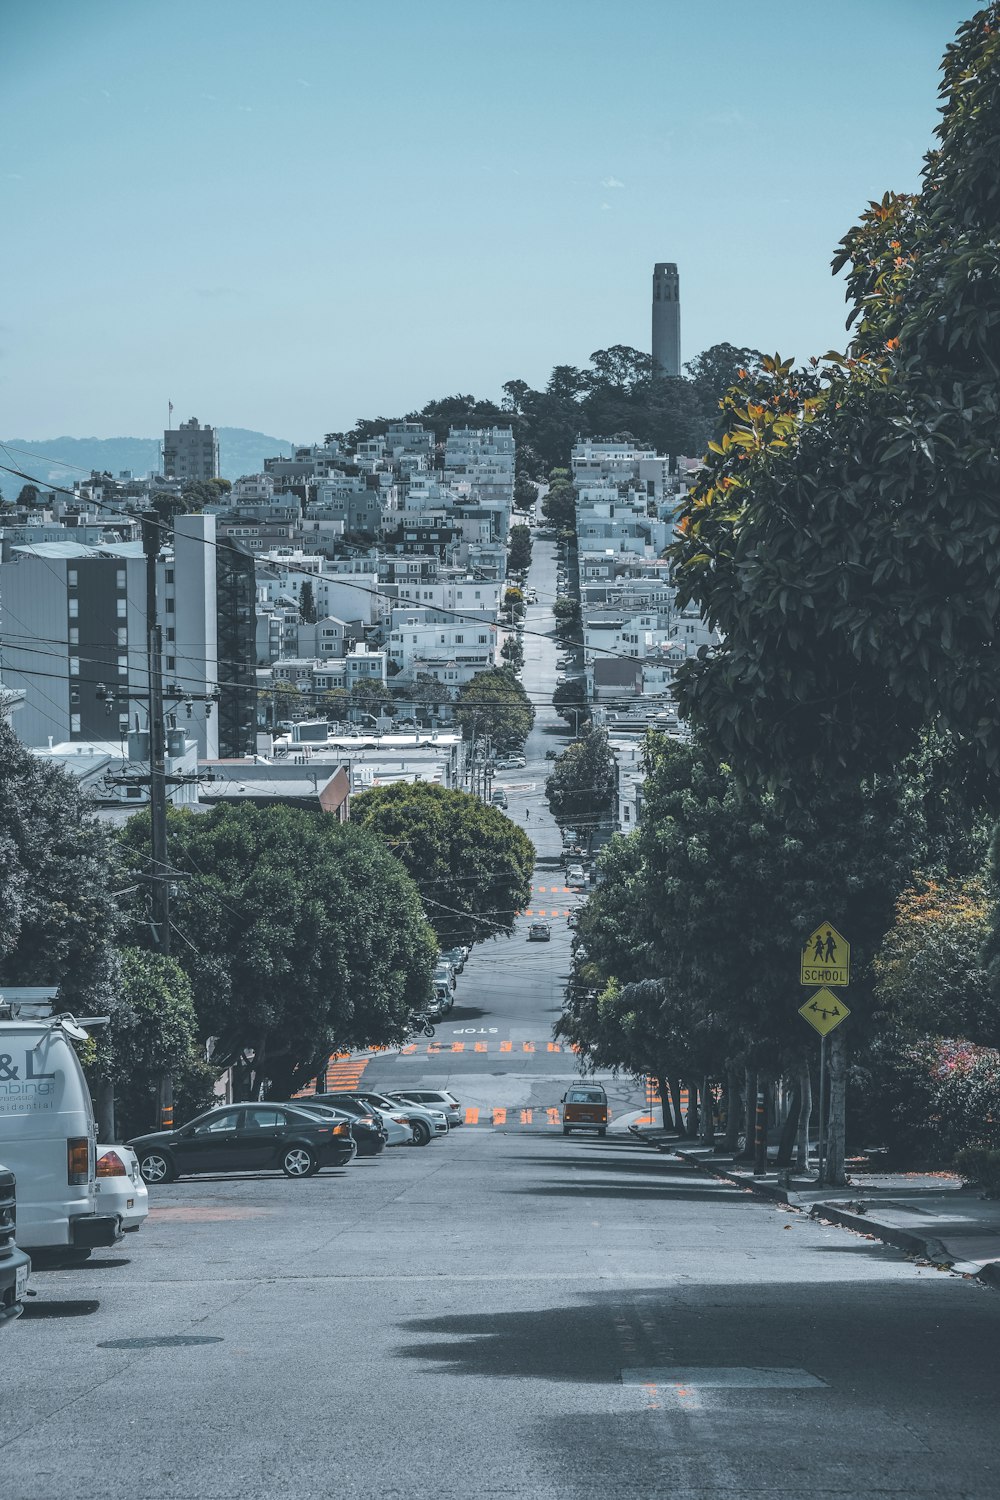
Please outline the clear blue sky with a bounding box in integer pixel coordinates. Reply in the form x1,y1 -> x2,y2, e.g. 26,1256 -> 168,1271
0,0 -> 973,441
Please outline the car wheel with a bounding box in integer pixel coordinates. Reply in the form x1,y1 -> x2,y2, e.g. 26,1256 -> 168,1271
282,1145 -> 317,1178
139,1150 -> 176,1185
562,1127 -> 571,1136
410,1120 -> 431,1147
597,1128 -> 607,1138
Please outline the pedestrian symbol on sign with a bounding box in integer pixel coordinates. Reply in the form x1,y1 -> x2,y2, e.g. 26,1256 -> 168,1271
800,922 -> 850,988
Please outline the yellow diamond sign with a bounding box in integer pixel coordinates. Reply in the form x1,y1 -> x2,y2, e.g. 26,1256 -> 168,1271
799,989 -> 851,1037
800,922 -> 850,988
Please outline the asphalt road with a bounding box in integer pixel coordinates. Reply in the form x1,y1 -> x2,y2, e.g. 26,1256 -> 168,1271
6,530 -> 1000,1497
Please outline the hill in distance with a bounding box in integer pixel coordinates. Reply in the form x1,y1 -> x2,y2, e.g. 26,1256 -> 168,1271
1,428 -> 297,489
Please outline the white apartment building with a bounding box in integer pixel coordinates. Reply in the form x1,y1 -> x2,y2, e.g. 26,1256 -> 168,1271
388,606 -> 496,687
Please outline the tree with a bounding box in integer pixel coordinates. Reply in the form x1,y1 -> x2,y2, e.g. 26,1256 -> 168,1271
299,581 -> 317,623
16,483 -> 40,508
552,676 -> 590,731
350,677 -> 395,721
260,684 -> 301,726
670,10 -> 1000,787
454,669 -> 534,752
504,587 -> 524,619
545,725 -> 617,833
507,524 -> 532,575
500,634 -> 524,673
395,672 -> 452,724
181,477 -> 232,510
685,342 -> 766,425
874,877 -> 996,1045
319,686 -> 350,720
87,948 -> 211,1139
353,782 -> 534,947
513,471 -> 537,511
0,717 -> 121,1014
117,804 -> 437,1098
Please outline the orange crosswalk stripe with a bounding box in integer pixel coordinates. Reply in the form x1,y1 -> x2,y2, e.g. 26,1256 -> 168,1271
492,1108 -> 507,1126
523,1041 -> 534,1052
465,1107 -> 480,1125
547,1042 -> 561,1052
400,1044 -> 416,1056
500,1040 -> 512,1052
451,1042 -> 465,1053
474,1041 -> 487,1052
520,1108 -> 532,1124
547,1108 -> 560,1125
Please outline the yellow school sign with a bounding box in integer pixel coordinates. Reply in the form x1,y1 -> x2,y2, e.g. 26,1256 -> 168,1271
798,988 -> 851,1037
800,922 -> 850,988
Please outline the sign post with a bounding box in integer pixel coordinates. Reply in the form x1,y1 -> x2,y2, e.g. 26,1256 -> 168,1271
800,925 -> 851,1186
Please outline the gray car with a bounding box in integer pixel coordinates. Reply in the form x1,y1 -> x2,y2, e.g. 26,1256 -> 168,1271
388,1089 -> 463,1129
348,1091 -> 449,1145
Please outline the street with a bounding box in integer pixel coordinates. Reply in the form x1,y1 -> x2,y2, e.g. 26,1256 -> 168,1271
5,529 -> 1000,1499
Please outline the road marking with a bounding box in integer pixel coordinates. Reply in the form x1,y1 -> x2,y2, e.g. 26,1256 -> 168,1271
547,1042 -> 561,1052
500,1040 -> 512,1052
523,1041 -> 534,1052
492,1108 -> 507,1125
465,1107 -> 480,1125
451,1042 -> 465,1052
520,1108 -> 532,1124
474,1042 -> 487,1052
547,1108 -> 560,1124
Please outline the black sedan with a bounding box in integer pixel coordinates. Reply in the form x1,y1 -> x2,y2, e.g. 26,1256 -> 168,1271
129,1103 -> 355,1184
278,1101 -> 386,1158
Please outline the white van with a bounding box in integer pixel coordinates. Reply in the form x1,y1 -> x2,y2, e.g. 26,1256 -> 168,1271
0,1008 -> 122,1259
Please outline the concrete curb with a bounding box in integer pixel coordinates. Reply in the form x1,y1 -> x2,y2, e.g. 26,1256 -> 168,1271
806,1203 -> 1000,1292
672,1149 -> 796,1205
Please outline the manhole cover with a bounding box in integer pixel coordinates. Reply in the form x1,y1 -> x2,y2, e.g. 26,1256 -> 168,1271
98,1335 -> 224,1350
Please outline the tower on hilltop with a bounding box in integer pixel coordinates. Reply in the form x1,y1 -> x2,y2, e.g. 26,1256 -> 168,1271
651,263 -> 680,377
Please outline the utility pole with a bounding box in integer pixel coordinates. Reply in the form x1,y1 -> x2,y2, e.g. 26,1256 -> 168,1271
143,515 -> 170,961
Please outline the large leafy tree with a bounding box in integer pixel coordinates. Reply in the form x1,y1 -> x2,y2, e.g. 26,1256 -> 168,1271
545,725 -> 617,833
0,717 -> 121,1012
670,8 -> 1000,787
874,877 -> 995,1045
454,668 -> 534,752
353,782 -> 534,947
507,524 -> 532,574
117,804 -> 437,1098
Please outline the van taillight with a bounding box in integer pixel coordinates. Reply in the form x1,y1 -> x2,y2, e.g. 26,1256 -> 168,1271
96,1150 -> 127,1178
68,1137 -> 90,1185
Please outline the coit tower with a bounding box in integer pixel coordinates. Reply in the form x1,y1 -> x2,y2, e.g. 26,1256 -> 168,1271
652,262 -> 681,376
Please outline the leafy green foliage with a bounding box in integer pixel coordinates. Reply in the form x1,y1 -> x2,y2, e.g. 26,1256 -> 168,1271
299,581 -> 317,623
545,725 -> 617,830
88,948 -> 206,1137
873,877 -> 996,1045
454,668 -> 534,752
552,676 -> 590,728
0,717 -> 121,1012
541,472 -> 576,530
117,804 -> 437,1098
350,677 -> 395,720
500,634 -> 524,672
353,782 -> 534,947
670,10 -> 1000,786
507,524 -> 532,575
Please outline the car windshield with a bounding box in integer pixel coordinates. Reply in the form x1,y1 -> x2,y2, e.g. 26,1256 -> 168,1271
567,1089 -> 606,1104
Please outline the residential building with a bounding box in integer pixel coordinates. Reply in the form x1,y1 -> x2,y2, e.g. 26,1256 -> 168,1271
163,417 -> 219,482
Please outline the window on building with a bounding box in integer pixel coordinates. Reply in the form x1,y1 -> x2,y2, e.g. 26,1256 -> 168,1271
166,597 -> 175,614
166,627 -> 175,642
166,569 -> 175,585
70,713 -> 81,734
67,569 -> 78,587
118,654 -> 128,676
117,627 -> 127,647
68,598 -> 79,619
116,598 -> 127,619
69,656 -> 80,676
116,569 -> 127,590
69,627 -> 79,646
166,656 -> 176,671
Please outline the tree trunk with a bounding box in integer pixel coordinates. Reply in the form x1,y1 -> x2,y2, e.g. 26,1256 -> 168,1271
826,1030 -> 848,1186
775,1076 -> 801,1168
736,1067 -> 756,1160
668,1078 -> 684,1137
95,1076 -> 115,1143
655,1074 -> 673,1132
724,1068 -> 741,1152
685,1079 -> 699,1138
796,1060 -> 812,1172
700,1074 -> 716,1146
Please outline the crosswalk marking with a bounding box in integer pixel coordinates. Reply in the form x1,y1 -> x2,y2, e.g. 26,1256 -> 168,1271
500,1040 -> 512,1052
474,1042 -> 487,1053
523,1041 -> 534,1052
547,1042 -> 561,1052
520,1108 -> 532,1124
492,1108 -> 507,1125
450,1105 -> 608,1130
465,1107 -> 480,1125
547,1108 -> 560,1124
451,1042 -> 465,1052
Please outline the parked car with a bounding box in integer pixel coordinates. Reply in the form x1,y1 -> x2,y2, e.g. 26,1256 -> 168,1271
130,1104 -> 356,1183
567,864 -> 586,887
94,1145 -> 149,1234
528,922 -> 551,942
440,946 -> 467,974
433,961 -> 457,992
387,1089 -> 463,1128
561,1084 -> 610,1137
279,1101 -> 386,1157
346,1091 -> 449,1146
0,1165 -> 31,1328
312,1094 -> 414,1147
491,788 -> 508,809
545,748 -> 559,760
495,755 -> 526,771
428,983 -> 452,1018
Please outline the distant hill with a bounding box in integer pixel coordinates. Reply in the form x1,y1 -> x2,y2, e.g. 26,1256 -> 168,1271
0,428 -> 297,489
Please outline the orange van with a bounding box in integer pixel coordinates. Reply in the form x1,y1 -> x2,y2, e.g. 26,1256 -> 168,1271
561,1084 -> 610,1137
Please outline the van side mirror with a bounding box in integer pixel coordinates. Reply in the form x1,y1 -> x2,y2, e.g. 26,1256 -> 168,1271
560,1094 -> 566,1103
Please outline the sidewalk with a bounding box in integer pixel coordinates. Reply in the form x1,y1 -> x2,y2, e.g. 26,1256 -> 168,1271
630,1125 -> 1000,1289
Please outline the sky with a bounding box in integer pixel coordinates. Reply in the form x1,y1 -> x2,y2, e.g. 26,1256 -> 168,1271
0,0 -> 975,442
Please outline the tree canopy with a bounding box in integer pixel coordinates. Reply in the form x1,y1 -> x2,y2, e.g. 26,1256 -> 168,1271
454,668 -> 534,752
670,8 -> 1000,788
545,725 -> 617,832
352,782 -> 534,947
117,803 -> 437,1098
